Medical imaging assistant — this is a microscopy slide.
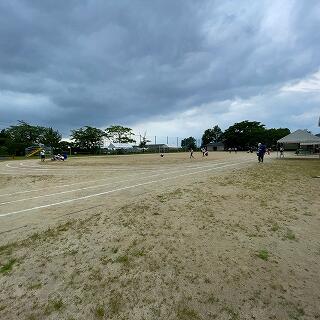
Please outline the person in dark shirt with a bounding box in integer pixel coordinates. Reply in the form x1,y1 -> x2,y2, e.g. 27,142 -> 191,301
257,143 -> 266,163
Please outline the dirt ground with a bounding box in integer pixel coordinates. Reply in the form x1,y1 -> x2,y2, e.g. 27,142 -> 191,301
0,152 -> 319,320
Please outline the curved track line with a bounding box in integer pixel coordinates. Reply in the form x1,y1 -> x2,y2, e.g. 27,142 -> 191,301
0,161 -> 233,205
0,160 -> 254,217
0,160 -> 234,197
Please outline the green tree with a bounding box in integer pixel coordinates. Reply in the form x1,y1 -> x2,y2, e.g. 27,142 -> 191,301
265,128 -> 290,147
223,121 -> 266,149
181,137 -> 197,150
139,137 -> 151,148
1,121 -> 63,155
105,125 -> 136,143
70,126 -> 105,153
0,129 -> 9,156
4,121 -> 43,155
0,129 -> 8,147
202,125 -> 223,145
39,127 -> 62,148
6,121 -> 42,144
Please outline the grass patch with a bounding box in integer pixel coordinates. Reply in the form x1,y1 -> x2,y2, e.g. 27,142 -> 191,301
114,254 -> 130,267
111,247 -> 118,254
288,306 -> 305,319
44,297 -> 64,315
0,243 -> 14,256
176,305 -> 200,320
28,282 -> 42,290
221,305 -> 240,320
271,222 -> 279,232
132,248 -> 145,257
0,305 -> 6,312
285,229 -> 296,241
0,258 -> 17,274
207,294 -> 219,304
88,268 -> 103,281
157,189 -> 183,203
94,305 -> 105,318
109,292 -> 122,315
256,250 -> 269,261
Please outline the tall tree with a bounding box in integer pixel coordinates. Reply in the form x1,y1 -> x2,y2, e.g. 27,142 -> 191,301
138,132 -> 151,149
181,137 -> 197,150
71,126 -> 105,153
202,125 -> 223,145
105,125 -> 136,143
0,129 -> 9,155
139,137 -> 151,148
0,129 -> 7,147
223,121 -> 266,148
265,128 -> 290,147
39,127 -> 62,148
6,121 -> 42,145
4,121 -> 44,155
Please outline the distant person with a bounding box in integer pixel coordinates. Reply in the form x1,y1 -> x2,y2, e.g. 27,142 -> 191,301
160,153 -> 164,157
190,148 -> 195,159
40,150 -> 45,162
257,143 -> 266,163
52,154 -> 64,161
234,147 -> 237,153
279,146 -> 284,158
201,147 -> 205,157
228,147 -> 232,153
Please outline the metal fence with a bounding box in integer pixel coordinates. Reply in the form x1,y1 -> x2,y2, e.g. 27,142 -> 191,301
103,135 -> 202,148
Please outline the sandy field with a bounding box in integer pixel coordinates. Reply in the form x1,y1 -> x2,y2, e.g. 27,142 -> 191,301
0,152 -> 319,320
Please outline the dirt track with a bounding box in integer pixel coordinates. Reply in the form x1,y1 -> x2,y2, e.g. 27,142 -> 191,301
0,152 -> 256,242
0,152 -> 319,320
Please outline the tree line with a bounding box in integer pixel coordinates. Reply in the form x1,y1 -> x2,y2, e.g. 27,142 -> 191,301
0,122 -> 136,156
182,121 -> 290,150
0,120 -> 290,156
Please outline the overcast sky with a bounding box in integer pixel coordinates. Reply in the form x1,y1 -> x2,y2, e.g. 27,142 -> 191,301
0,0 -> 320,139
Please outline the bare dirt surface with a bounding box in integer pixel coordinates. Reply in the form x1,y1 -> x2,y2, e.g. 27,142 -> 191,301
0,152 -> 319,320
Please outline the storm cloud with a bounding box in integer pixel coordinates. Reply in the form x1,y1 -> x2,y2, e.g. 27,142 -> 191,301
0,0 -> 320,137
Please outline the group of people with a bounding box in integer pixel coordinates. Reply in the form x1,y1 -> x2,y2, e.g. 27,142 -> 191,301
39,150 -> 66,161
51,154 -> 65,161
228,147 -> 238,153
189,147 -> 209,159
200,147 -> 208,157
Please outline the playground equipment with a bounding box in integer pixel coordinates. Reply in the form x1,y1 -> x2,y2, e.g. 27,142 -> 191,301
26,146 -> 42,158
25,145 -> 52,158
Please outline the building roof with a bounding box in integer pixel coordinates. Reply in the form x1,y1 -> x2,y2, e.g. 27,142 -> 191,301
146,144 -> 168,148
107,143 -> 133,149
205,142 -> 224,146
277,129 -> 320,144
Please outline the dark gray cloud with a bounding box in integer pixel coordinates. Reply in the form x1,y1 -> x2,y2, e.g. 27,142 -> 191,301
0,0 -> 319,136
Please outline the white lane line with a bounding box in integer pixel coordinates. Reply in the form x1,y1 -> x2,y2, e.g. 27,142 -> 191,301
0,160 -> 234,197
18,162 -> 151,171
6,162 -> 142,172
0,160 -> 254,217
0,161 -> 233,205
